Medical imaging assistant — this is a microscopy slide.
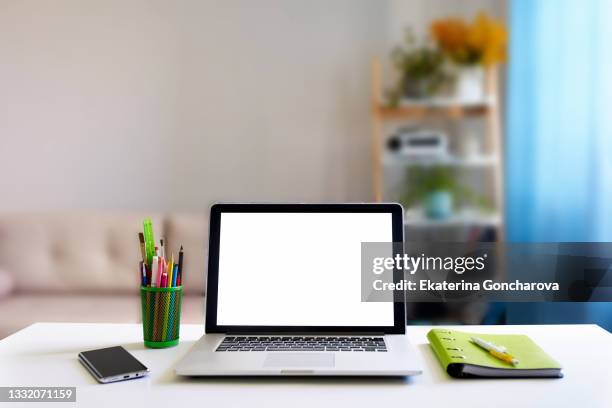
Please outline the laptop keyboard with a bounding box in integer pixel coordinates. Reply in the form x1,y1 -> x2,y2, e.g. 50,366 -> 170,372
215,336 -> 387,352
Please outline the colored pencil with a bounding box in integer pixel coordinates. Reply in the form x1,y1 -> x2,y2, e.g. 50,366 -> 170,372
138,233 -> 146,264
171,264 -> 178,287
156,256 -> 164,287
177,245 -> 184,286
167,255 -> 174,288
161,276 -> 171,341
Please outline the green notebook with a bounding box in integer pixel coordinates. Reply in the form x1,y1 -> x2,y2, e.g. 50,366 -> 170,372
427,329 -> 563,378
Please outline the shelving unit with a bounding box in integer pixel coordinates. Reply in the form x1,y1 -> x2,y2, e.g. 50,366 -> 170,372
383,152 -> 498,168
404,208 -> 503,228
370,58 -> 505,237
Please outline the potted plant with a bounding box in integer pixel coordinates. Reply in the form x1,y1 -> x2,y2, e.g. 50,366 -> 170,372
400,166 -> 491,220
430,12 -> 507,101
387,31 -> 453,107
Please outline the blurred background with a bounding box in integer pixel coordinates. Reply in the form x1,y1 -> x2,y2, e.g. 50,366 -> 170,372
0,0 -> 610,338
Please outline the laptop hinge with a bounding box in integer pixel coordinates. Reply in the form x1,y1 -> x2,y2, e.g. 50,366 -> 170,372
223,331 -> 387,336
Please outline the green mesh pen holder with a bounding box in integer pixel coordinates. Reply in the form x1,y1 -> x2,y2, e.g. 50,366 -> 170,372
140,286 -> 182,348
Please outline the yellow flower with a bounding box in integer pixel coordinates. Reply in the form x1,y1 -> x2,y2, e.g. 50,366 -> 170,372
431,12 -> 507,67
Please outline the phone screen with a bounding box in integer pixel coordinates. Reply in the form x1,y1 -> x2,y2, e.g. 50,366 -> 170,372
80,346 -> 147,378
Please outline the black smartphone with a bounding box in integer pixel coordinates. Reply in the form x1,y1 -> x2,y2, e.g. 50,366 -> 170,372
78,346 -> 149,383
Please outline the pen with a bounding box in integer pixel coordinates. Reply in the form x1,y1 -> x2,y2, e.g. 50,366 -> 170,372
160,238 -> 166,259
140,261 -> 147,286
471,337 -> 519,365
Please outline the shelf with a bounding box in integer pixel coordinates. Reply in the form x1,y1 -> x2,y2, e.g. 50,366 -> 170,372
398,96 -> 494,106
384,153 -> 498,168
404,208 -> 502,228
375,98 -> 493,120
370,58 -> 504,233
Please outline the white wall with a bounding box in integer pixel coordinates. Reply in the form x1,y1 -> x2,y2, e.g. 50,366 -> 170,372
0,0 -> 505,212
0,0 -> 386,211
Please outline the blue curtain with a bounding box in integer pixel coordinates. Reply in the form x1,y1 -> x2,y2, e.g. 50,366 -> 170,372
506,0 -> 612,329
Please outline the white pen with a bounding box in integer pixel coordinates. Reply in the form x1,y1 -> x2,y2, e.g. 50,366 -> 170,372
471,337 -> 519,365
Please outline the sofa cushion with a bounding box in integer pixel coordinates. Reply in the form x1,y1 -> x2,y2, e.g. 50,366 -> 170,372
0,212 -> 164,294
0,294 -> 205,339
0,212 -> 209,295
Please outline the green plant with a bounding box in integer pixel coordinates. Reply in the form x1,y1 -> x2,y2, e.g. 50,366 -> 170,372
400,166 -> 492,211
387,31 -> 454,107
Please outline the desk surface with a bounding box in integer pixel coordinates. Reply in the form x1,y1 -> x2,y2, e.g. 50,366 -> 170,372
1,323 -> 611,407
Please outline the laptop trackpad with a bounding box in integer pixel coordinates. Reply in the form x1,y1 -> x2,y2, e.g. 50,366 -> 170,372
264,353 -> 335,368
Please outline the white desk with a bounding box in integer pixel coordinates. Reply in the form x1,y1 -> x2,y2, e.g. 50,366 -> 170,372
1,323 -> 610,407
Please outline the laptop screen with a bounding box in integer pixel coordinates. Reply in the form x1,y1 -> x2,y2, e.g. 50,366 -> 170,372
215,211 -> 395,327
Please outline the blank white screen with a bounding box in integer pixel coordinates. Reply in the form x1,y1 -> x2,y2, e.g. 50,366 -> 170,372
216,212 -> 395,326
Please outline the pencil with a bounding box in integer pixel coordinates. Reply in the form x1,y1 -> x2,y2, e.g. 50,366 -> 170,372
171,264 -> 178,287
167,254 -> 174,288
166,291 -> 176,341
138,233 -> 146,263
161,278 -> 171,341
156,256 -> 164,287
177,245 -> 184,286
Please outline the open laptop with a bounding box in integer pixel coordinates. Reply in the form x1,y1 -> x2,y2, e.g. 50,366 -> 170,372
175,203 -> 422,376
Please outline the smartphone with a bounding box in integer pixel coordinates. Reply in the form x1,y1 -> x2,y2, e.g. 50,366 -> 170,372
78,346 -> 149,383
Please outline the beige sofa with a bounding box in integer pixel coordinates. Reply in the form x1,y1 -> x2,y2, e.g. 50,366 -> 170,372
0,212 -> 208,338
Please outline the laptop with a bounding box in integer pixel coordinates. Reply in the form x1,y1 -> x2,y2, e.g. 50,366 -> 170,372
175,203 -> 422,376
